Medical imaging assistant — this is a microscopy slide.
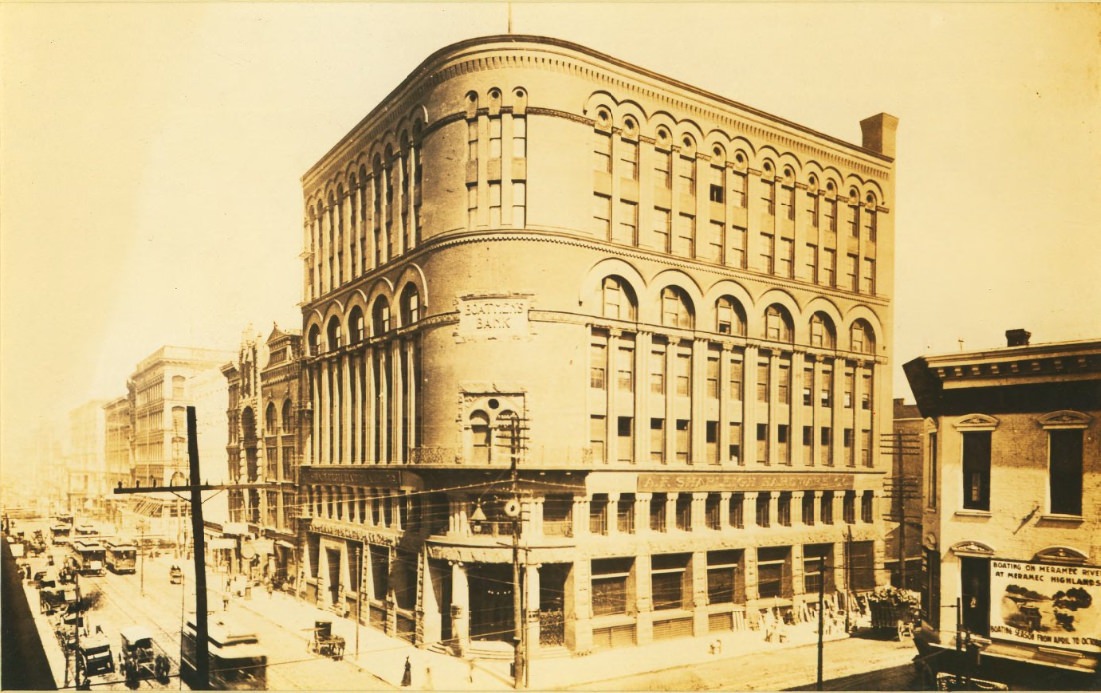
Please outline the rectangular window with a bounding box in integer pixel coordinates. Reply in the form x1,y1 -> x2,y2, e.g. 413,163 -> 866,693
762,179 -> 775,216
757,547 -> 790,599
861,370 -> 873,410
845,253 -> 859,292
706,421 -> 719,464
655,149 -> 672,189
617,417 -> 634,463
673,213 -> 695,257
709,183 -> 724,203
592,558 -> 631,616
756,423 -> 769,464
615,200 -> 638,245
804,544 -> 831,594
820,367 -> 832,407
843,428 -> 854,467
620,139 -> 638,180
820,427 -> 833,466
825,196 -> 838,232
675,419 -> 690,463
1049,429 -> 1083,515
860,429 -> 871,467
778,492 -> 791,526
466,184 -> 478,230
778,362 -> 791,404
706,354 -> 720,400
512,116 -> 526,158
489,182 -> 502,227
676,155 -> 696,197
757,361 -> 770,403
780,185 -> 795,221
866,208 -> 877,241
843,491 -> 856,524
728,225 -> 746,268
802,492 -> 816,525
862,258 -> 876,295
467,119 -> 479,162
488,118 -> 502,159
650,493 -> 667,531
707,550 -> 742,605
653,207 -> 672,252
755,492 -> 771,527
650,419 -> 665,464
807,191 -> 820,228
805,243 -> 818,283
616,347 -> 634,393
760,232 -> 775,274
861,491 -> 874,523
778,238 -> 793,278
962,431 -> 991,511
590,415 -> 606,464
730,171 -> 747,208
593,194 -> 612,238
843,369 -> 854,408
618,493 -> 635,533
729,422 -> 741,464
593,131 -> 612,173
729,358 -> 743,401
803,425 -> 813,465
590,495 -> 609,535
675,353 -> 691,397
705,221 -> 723,261
803,366 -> 814,406
650,349 -> 666,395
849,541 -> 876,592
820,491 -> 834,524
590,342 -> 607,390
777,424 -> 790,465
822,248 -> 836,287
652,554 -> 688,610
848,202 -> 859,237
729,493 -> 744,528
512,181 -> 526,228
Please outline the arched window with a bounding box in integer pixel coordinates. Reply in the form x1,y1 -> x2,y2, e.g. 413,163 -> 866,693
265,402 -> 277,432
172,375 -> 186,399
851,320 -> 876,354
308,326 -> 321,356
601,276 -> 637,321
809,313 -> 837,349
349,307 -> 365,343
326,316 -> 342,351
470,411 -> 490,464
281,399 -> 293,433
400,285 -> 420,325
716,296 -> 746,336
372,297 -> 391,336
764,305 -> 794,343
660,287 -> 694,329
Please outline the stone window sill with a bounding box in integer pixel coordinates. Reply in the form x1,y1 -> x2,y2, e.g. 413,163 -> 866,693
953,509 -> 991,518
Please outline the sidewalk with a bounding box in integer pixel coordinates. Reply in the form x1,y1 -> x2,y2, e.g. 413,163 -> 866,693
232,587 -> 914,691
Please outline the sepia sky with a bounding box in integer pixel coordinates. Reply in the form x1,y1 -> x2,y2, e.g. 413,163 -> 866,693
2,2 -> 1099,463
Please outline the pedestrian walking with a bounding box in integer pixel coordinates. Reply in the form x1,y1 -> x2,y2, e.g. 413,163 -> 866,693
401,656 -> 413,687
467,657 -> 476,684
223,594 -> 230,611
423,666 -> 434,691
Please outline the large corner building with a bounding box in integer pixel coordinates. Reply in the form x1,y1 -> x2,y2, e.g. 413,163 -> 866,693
296,36 -> 897,656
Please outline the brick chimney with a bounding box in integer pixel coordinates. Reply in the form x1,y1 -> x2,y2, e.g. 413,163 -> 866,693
860,113 -> 899,158
1006,329 -> 1031,347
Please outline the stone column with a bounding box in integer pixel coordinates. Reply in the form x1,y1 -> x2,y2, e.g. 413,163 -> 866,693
742,345 -> 759,465
606,493 -> 620,535
525,564 -> 541,657
342,353 -> 352,464
691,492 -> 707,532
767,491 -> 778,528
791,491 -> 805,527
572,495 -> 588,538
606,330 -> 619,464
320,360 -> 331,464
390,491 -> 403,531
665,493 -> 678,532
744,491 -> 759,527
635,493 -> 652,535
451,562 -> 470,656
565,558 -> 593,652
634,332 -> 652,463
390,341 -> 403,462
691,551 -> 709,636
634,553 -> 654,645
419,551 -> 441,646
719,492 -> 732,530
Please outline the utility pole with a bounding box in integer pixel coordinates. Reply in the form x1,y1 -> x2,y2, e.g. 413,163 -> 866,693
880,431 -> 920,590
510,412 -> 525,690
815,560 -> 826,690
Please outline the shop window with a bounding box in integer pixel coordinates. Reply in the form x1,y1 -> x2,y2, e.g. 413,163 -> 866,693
707,550 -> 744,604
592,557 -> 632,616
652,553 -> 690,610
757,546 -> 791,599
803,544 -> 833,594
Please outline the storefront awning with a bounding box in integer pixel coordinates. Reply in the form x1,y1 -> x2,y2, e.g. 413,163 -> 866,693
208,537 -> 236,550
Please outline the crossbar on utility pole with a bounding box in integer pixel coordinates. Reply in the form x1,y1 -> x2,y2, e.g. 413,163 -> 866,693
114,406 -> 248,690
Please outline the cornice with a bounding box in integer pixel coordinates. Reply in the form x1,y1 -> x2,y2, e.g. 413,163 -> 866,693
303,35 -> 892,192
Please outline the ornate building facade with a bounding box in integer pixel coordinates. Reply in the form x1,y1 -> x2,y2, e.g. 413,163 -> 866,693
297,36 -> 897,655
905,331 -> 1100,687
223,326 -> 305,583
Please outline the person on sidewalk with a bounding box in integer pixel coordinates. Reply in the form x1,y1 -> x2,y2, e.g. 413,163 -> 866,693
401,656 -> 412,687
423,666 -> 433,691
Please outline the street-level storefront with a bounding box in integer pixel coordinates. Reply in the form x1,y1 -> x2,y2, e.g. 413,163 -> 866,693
299,466 -> 885,657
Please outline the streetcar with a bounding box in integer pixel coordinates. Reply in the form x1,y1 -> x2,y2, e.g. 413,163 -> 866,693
69,538 -> 106,576
180,614 -> 267,690
50,523 -> 73,545
74,522 -> 98,538
104,538 -> 138,574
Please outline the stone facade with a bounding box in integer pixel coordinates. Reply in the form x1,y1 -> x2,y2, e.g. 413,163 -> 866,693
297,35 -> 896,656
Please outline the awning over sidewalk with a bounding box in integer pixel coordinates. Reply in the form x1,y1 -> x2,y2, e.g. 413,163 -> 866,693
208,538 -> 235,550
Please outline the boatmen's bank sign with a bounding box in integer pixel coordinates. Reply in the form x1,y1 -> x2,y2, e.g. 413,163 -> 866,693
989,559 -> 1101,653
457,295 -> 530,339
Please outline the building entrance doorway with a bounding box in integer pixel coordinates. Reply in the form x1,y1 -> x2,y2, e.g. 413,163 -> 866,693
326,548 -> 341,605
960,556 -> 990,637
469,564 -> 513,642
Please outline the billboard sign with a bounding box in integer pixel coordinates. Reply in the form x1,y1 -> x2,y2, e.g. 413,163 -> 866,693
990,559 -> 1101,653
